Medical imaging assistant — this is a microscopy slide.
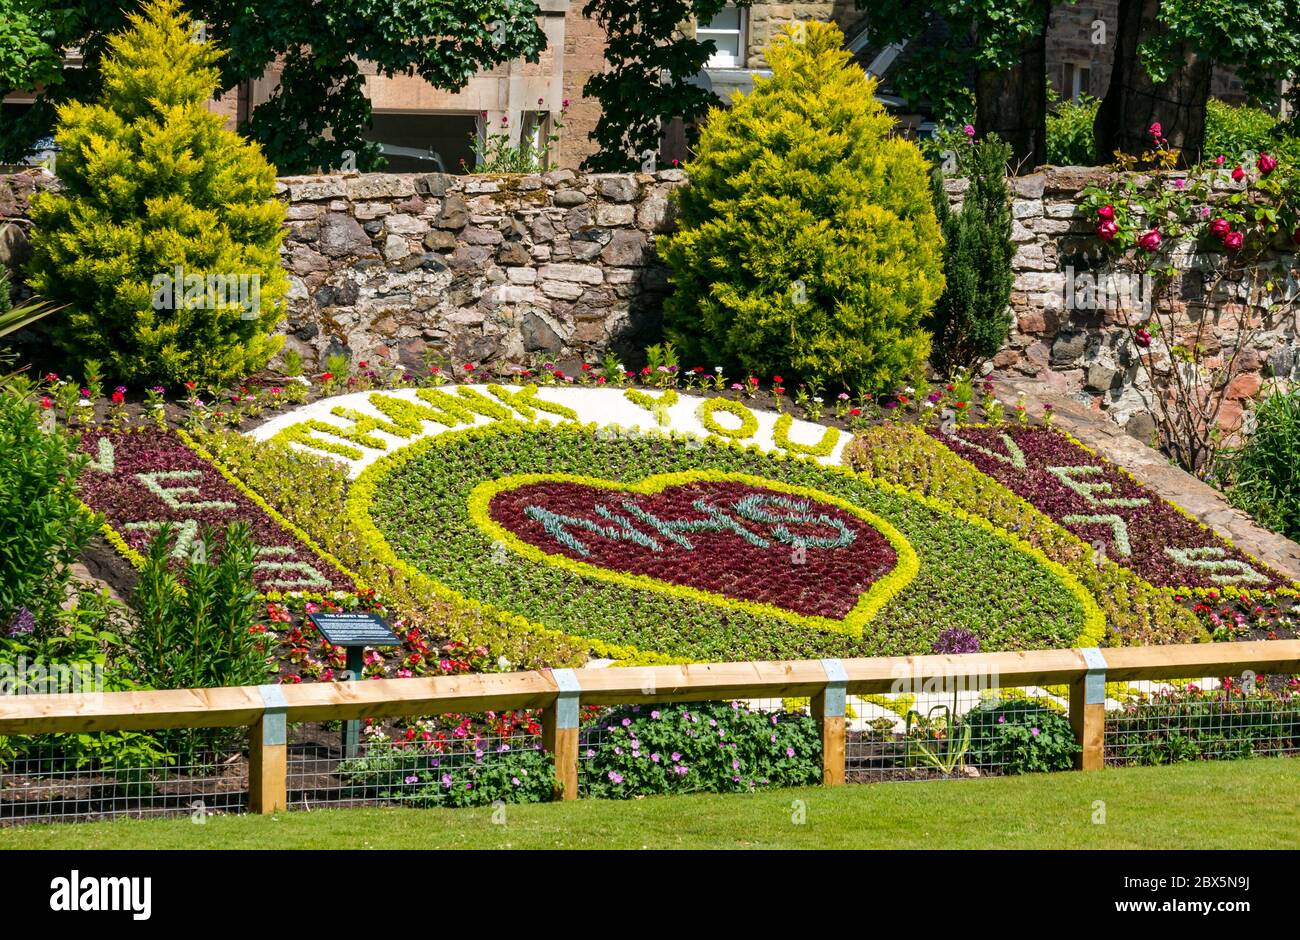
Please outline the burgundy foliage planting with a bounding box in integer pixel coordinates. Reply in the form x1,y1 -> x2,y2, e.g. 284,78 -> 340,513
488,479 -> 899,619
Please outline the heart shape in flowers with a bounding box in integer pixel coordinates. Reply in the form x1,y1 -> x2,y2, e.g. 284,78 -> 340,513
469,471 -> 918,633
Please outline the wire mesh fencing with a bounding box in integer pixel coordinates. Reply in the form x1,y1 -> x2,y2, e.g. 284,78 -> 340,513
0,729 -> 248,826
286,713 -> 547,810
844,681 -> 1076,783
1104,675 -> 1300,767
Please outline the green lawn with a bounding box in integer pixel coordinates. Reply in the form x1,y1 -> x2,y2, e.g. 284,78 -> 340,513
2,758 -> 1296,850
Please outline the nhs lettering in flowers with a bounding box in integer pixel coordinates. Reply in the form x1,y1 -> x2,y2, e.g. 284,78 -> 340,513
932,426 -> 1286,593
76,428 -> 354,596
254,387 -> 1106,662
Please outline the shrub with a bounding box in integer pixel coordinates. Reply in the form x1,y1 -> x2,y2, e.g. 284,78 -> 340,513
1045,96 -> 1300,168
1046,93 -> 1099,166
1222,389 -> 1300,540
0,378 -> 99,630
925,133 -> 1014,375
581,700 -> 821,798
1204,98 -> 1284,163
126,520 -> 271,691
1105,687 -> 1300,766
659,21 -> 944,394
963,697 -> 1079,774
26,0 -> 287,388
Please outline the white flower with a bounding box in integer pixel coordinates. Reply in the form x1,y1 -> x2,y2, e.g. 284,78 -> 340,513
497,655 -> 511,670
923,401 -> 935,409
813,396 -> 823,403
714,366 -> 723,373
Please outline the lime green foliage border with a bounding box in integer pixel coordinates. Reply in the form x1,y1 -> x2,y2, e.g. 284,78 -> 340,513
467,470 -> 920,637
623,388 -> 679,426
773,412 -> 840,456
346,420 -> 1106,663
697,397 -> 759,439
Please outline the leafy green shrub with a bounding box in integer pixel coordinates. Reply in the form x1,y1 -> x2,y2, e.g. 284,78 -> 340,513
1204,98 -> 1283,163
1046,94 -> 1099,166
1045,96 -> 1300,168
660,21 -> 944,394
1222,389 -> 1300,540
127,521 -> 270,691
925,133 -> 1014,375
963,697 -> 1079,774
581,701 -> 821,798
26,0 -> 287,388
0,378 -> 99,630
337,736 -> 556,808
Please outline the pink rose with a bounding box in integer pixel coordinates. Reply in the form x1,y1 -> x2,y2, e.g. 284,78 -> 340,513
962,124 -> 975,138
1149,121 -> 1163,139
1097,204 -> 1115,220
1257,153 -> 1278,175
1137,228 -> 1162,251
1223,230 -> 1244,251
1210,217 -> 1231,239
1215,155 -> 1226,166
1096,220 -> 1119,241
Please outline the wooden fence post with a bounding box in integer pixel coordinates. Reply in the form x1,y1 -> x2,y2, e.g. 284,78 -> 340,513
248,684 -> 288,814
811,658 -> 847,786
543,668 -> 581,801
1070,648 -> 1107,771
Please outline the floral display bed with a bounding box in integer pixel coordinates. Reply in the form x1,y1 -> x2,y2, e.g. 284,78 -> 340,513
76,384 -> 1299,672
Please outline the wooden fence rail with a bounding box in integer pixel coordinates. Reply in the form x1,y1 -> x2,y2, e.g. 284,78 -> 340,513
1,640 -> 1297,813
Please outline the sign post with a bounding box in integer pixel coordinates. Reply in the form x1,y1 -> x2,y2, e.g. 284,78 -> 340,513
306,611 -> 400,759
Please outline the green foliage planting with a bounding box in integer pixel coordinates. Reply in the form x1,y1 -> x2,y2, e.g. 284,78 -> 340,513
925,133 -> 1014,375
363,423 -> 1088,663
0,379 -> 99,630
582,701 -> 821,797
1106,686 -> 1300,766
660,22 -> 944,395
26,0 -> 287,388
1222,390 -> 1300,541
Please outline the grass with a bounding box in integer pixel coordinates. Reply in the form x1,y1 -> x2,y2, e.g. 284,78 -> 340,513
2,757 -> 1297,849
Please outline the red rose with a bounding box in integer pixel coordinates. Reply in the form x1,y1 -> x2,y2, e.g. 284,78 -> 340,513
1292,228 -> 1300,245
1096,220 -> 1119,241
1096,204 -> 1115,220
1148,121 -> 1162,139
321,372 -> 333,381
1137,228 -> 1161,251
463,363 -> 475,371
1209,217 -> 1231,239
1224,230 -> 1244,251
1134,328 -> 1152,348
1257,153 -> 1277,175
1231,165 -> 1246,182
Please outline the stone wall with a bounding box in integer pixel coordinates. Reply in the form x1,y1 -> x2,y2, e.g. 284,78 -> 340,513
273,169 -> 682,370
959,166 -> 1300,441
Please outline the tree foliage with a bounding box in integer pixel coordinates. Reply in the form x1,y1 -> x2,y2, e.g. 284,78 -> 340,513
659,22 -> 945,393
581,0 -> 738,171
26,0 -> 288,387
0,0 -> 547,173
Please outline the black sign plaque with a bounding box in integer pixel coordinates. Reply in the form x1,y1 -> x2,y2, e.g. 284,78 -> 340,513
306,611 -> 400,648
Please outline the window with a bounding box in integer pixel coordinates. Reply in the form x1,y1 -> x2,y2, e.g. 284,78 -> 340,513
699,6 -> 747,69
1063,62 -> 1091,102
